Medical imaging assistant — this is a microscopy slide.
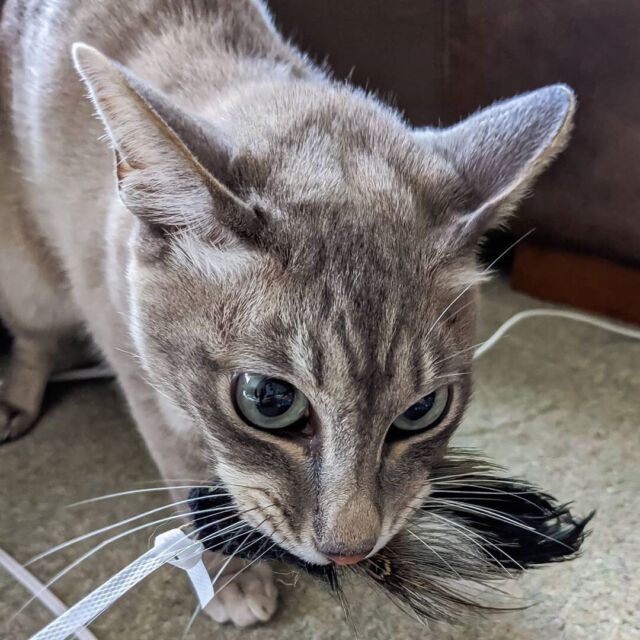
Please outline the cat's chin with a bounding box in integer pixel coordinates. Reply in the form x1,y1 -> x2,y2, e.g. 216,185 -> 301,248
261,533 -> 331,567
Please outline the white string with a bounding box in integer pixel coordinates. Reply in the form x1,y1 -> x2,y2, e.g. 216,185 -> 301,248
473,308 -> 640,359
0,547 -> 97,640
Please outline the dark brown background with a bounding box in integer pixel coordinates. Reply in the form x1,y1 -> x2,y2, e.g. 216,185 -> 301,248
270,0 -> 640,268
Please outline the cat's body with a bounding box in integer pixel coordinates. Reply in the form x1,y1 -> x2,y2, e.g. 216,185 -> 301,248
0,0 -> 574,627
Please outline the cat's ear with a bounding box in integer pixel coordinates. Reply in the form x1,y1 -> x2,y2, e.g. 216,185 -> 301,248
414,85 -> 575,247
71,43 -> 260,241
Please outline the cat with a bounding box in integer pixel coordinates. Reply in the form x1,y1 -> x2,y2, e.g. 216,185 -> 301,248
0,0 -> 574,627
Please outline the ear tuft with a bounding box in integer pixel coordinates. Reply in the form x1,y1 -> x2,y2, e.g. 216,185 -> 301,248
72,42 -> 109,80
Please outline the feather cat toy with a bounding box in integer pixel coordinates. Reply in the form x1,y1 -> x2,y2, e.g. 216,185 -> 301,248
189,452 -> 593,623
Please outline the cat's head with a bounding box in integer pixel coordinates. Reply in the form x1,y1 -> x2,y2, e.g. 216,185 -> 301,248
73,44 -> 575,565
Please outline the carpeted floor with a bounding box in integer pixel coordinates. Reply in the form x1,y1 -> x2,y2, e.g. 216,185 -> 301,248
1,278 -> 639,640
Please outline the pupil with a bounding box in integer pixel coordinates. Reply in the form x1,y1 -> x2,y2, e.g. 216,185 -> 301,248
256,378 -> 295,417
404,393 -> 435,421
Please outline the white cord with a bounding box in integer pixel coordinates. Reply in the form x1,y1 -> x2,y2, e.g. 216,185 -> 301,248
0,547 -> 97,640
473,308 -> 640,359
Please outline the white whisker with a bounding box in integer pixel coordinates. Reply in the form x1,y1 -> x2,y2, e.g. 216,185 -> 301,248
407,530 -> 463,580
429,484 -> 548,513
28,497 -> 226,565
426,229 -> 534,340
11,505 -> 264,623
426,511 -> 521,576
209,529 -> 256,587
181,604 -> 200,640
68,485 -> 226,507
432,498 -> 575,550
215,540 -> 278,595
10,509 -> 218,623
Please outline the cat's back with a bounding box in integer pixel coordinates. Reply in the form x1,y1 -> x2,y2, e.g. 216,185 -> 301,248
2,0 -> 294,147
1,0 -> 286,73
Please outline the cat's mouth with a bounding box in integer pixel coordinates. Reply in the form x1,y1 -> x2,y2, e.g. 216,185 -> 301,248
189,452 -> 592,623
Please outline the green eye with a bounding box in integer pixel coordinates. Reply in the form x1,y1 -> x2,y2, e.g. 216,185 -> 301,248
234,373 -> 309,430
390,386 -> 451,435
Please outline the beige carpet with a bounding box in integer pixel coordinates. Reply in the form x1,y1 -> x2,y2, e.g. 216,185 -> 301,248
1,278 -> 639,640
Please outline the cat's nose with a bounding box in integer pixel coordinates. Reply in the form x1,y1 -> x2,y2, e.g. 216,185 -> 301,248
314,493 -> 381,565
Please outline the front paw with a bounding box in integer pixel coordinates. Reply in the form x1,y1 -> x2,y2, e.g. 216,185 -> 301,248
204,559 -> 278,627
0,401 -> 37,443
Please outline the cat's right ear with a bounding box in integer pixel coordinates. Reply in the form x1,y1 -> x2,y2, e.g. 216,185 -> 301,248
71,43 -> 261,242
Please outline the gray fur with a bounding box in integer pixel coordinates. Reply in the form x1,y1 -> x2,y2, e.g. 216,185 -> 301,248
0,0 -> 574,625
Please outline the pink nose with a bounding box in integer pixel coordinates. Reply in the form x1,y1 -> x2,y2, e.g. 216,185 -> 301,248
327,553 -> 368,566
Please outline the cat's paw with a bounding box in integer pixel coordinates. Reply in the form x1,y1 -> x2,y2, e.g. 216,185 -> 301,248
0,401 -> 37,443
204,561 -> 278,627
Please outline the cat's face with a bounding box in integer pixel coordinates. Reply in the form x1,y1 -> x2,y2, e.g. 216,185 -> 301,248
74,44 -> 574,565
129,166 -> 479,563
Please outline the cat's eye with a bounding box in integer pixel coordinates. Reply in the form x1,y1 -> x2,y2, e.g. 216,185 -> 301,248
234,373 -> 309,431
389,386 -> 451,438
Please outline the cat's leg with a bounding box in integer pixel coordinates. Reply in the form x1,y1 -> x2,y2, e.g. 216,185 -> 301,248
115,365 -> 279,626
0,334 -> 57,441
0,156 -> 83,442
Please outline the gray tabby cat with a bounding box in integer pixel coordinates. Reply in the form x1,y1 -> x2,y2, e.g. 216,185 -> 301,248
0,0 -> 574,627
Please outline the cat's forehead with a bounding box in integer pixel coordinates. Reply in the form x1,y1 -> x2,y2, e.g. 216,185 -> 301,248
232,257 -> 477,423
228,85 -> 462,221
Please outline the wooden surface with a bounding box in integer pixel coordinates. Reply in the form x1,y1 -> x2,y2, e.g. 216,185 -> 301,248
511,244 -> 640,326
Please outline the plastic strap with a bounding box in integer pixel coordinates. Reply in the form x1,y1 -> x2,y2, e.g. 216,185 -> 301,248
30,529 -> 213,640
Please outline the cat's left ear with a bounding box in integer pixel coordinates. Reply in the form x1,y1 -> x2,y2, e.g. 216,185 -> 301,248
414,85 -> 576,247
71,43 -> 261,242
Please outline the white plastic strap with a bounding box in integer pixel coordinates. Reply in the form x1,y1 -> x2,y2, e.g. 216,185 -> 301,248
30,529 -> 213,640
159,529 -> 214,608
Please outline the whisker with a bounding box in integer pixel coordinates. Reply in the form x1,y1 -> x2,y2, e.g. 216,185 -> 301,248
425,229 -> 534,340
431,499 -> 542,533
28,497 -> 226,565
211,511 -> 288,596
429,371 -> 470,381
169,522 -> 255,570
429,485 -> 548,514
181,604 -> 200,640
68,485 -> 226,507
214,540 -> 278,595
407,530 -> 463,580
431,482 -> 535,494
430,341 -> 488,369
430,471 -> 511,484
9,508 -> 224,623
431,499 -> 577,551
209,529 -> 257,587
426,511 -> 521,576
157,504 -> 282,571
